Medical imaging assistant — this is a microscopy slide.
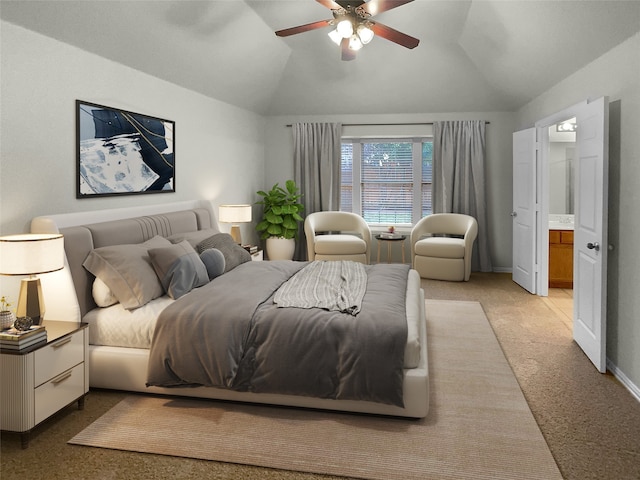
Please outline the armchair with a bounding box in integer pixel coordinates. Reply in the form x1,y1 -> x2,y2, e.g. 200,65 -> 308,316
410,213 -> 478,281
304,211 -> 371,264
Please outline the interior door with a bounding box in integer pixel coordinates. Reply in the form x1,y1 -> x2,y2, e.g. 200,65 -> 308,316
573,97 -> 609,372
512,128 -> 537,293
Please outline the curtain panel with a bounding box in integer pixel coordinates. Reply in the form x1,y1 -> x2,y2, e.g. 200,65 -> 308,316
293,122 -> 343,261
433,120 -> 492,272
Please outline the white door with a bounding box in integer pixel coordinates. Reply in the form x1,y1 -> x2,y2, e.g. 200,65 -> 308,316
512,128 -> 537,293
573,97 -> 609,372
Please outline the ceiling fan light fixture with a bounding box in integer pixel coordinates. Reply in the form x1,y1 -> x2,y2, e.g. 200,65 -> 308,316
357,24 -> 374,44
349,34 -> 363,51
328,28 -> 342,45
336,18 -> 353,38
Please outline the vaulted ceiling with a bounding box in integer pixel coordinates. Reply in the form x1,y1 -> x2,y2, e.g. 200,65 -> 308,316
2,0 -> 639,115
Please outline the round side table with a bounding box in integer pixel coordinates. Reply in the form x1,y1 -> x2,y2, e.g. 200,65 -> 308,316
375,234 -> 407,263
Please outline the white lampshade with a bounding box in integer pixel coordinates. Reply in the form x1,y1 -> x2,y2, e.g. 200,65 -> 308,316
0,233 -> 64,275
336,19 -> 353,38
328,28 -> 342,46
218,204 -> 252,224
349,34 -> 363,51
357,24 -> 374,44
0,233 -> 64,324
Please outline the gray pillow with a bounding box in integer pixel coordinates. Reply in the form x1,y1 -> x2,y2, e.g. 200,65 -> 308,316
83,235 -> 171,310
167,229 -> 220,248
148,241 -> 209,300
196,233 -> 251,272
200,248 -> 226,280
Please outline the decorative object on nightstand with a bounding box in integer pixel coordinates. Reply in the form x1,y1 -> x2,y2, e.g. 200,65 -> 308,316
0,324 -> 46,350
0,296 -> 15,330
219,204 -> 252,244
0,233 -> 64,325
13,316 -> 33,331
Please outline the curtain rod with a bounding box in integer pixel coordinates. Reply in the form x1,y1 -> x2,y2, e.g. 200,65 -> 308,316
286,121 -> 490,127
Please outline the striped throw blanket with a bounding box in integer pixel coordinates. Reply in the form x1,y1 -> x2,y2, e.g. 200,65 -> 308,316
273,261 -> 367,315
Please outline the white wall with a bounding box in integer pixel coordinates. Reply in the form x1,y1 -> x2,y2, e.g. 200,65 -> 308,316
516,32 -> 640,395
0,21 -> 266,297
264,112 -> 516,270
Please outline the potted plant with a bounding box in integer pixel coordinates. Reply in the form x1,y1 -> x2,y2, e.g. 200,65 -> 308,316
256,180 -> 304,260
1,296 -> 15,330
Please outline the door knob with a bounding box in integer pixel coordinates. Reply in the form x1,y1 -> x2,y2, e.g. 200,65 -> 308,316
587,242 -> 600,251
510,211 -> 517,217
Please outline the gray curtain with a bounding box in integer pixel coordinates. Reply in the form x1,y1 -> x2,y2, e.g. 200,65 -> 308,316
432,120 -> 492,272
293,122 -> 343,261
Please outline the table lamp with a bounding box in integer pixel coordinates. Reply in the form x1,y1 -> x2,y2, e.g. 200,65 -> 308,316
218,205 -> 252,244
0,233 -> 64,325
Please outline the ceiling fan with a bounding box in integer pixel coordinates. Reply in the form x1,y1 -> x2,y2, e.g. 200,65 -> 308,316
275,0 -> 419,61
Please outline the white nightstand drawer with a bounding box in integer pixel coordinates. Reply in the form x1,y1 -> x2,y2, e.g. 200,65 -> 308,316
34,363 -> 85,425
34,330 -> 84,387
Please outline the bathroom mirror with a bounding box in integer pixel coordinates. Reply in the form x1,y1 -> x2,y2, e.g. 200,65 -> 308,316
548,118 -> 576,215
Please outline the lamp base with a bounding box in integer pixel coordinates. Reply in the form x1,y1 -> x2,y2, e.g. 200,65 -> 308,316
16,276 -> 45,325
229,225 -> 242,244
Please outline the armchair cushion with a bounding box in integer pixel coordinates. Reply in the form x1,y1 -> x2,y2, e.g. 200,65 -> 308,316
314,235 -> 367,255
414,237 -> 465,258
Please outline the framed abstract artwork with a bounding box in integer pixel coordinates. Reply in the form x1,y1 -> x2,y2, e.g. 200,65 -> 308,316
76,100 -> 175,198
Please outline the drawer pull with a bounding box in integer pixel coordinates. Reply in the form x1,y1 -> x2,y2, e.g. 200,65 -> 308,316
51,371 -> 72,385
52,337 -> 73,349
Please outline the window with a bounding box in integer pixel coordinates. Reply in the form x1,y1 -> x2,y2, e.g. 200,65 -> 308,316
340,138 -> 433,225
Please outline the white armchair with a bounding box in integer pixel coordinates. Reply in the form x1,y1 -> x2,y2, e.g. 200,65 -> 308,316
410,213 -> 478,281
304,211 -> 371,264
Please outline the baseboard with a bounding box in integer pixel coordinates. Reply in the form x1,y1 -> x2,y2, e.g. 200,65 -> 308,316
607,359 -> 640,403
492,267 -> 512,273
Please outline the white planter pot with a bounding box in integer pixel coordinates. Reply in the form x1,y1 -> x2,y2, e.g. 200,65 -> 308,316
0,311 -> 15,330
266,237 -> 295,260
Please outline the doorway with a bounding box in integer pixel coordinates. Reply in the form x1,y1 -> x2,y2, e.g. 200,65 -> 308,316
513,97 -> 609,372
545,118 -> 576,332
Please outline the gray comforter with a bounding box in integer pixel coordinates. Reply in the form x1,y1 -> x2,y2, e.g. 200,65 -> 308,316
146,260 -> 409,407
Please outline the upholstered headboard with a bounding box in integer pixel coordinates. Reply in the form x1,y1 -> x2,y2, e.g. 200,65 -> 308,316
31,201 -> 218,321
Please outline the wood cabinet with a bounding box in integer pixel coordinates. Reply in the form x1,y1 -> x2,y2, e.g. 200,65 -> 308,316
0,321 -> 88,448
549,230 -> 574,288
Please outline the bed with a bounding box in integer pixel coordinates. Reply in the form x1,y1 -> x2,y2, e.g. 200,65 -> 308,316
31,200 -> 429,418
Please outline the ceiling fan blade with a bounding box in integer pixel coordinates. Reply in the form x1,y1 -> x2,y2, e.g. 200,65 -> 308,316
315,0 -> 344,10
371,21 -> 419,49
341,37 -> 356,61
275,19 -> 332,37
359,0 -> 414,17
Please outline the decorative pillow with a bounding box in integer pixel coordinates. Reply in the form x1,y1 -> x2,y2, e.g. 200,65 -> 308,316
148,241 -> 209,299
83,235 -> 171,310
167,229 -> 220,248
200,248 -> 226,280
92,277 -> 118,307
196,233 -> 251,272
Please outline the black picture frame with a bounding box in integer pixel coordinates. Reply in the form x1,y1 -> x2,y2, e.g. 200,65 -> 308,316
76,100 -> 175,198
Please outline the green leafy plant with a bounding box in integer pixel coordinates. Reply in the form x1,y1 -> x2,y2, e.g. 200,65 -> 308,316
1,296 -> 12,312
255,180 -> 304,240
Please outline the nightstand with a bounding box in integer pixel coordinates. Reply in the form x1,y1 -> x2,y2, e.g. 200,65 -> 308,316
251,249 -> 264,261
0,321 -> 89,448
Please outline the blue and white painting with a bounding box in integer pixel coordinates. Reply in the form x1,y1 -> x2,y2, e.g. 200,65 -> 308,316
76,101 -> 175,197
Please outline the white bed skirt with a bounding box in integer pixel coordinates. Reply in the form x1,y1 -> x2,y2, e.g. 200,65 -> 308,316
90,288 -> 429,418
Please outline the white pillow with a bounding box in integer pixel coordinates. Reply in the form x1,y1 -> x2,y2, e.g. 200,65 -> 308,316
93,277 -> 118,307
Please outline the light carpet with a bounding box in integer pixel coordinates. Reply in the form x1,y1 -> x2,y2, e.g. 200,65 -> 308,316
69,300 -> 562,480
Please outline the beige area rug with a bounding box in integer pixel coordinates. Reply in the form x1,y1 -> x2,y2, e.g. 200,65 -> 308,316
69,300 -> 562,480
